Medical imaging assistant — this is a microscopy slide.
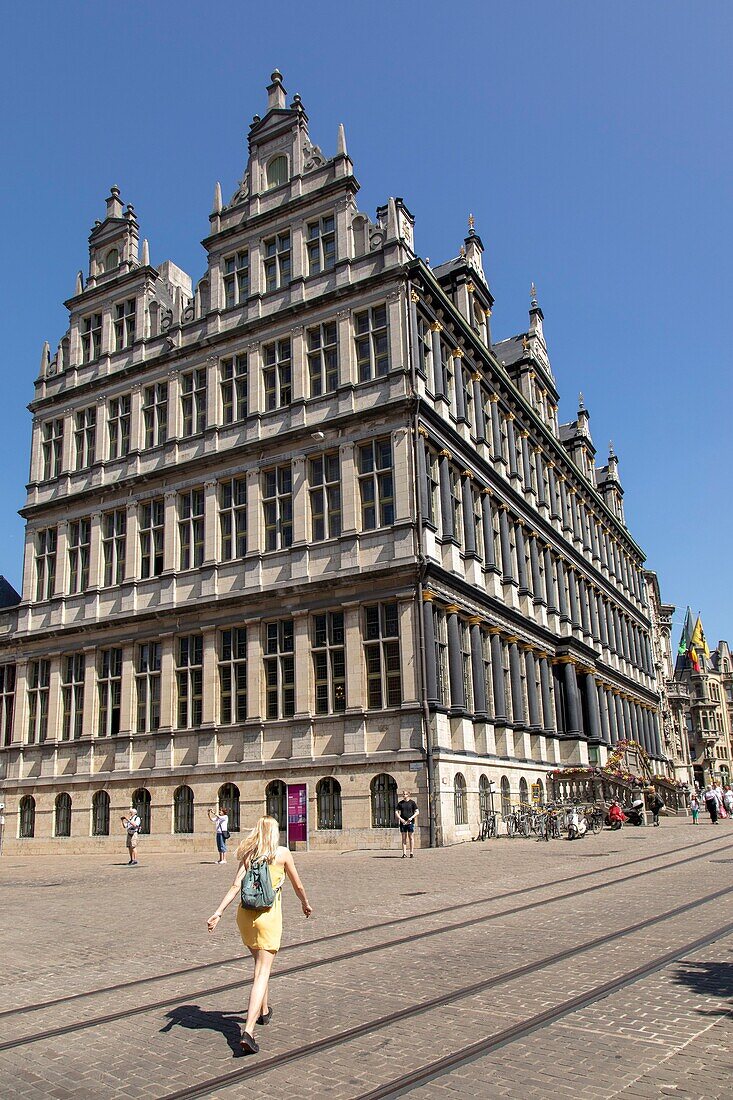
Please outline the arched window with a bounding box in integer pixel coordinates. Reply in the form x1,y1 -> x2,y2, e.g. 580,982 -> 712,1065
316,777 -> 342,829
478,774 -> 491,818
218,783 -> 240,832
173,785 -> 194,834
454,773 -> 467,825
500,776 -> 511,818
92,790 -> 110,836
131,788 -> 151,835
265,780 -> 287,831
536,778 -> 544,805
721,765 -> 730,785
19,795 -> 35,838
55,793 -> 71,837
371,773 -> 397,828
519,777 -> 529,806
105,248 -> 119,272
266,155 -> 288,189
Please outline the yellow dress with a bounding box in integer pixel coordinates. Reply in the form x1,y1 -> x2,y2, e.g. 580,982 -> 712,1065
236,862 -> 286,953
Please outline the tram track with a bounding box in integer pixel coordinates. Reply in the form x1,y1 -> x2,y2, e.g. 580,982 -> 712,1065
0,834 -> 729,1055
157,889 -> 733,1100
1,830 -> 728,1023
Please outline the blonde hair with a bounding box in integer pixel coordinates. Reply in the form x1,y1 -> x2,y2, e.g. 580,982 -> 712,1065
236,815 -> 280,866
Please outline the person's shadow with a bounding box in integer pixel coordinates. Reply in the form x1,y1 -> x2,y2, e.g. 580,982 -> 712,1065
160,1004 -> 246,1056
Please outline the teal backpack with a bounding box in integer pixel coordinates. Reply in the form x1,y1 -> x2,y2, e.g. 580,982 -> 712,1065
240,859 -> 283,911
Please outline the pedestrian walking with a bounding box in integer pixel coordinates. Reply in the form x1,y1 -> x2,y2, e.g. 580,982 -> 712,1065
649,791 -> 665,827
690,794 -> 700,824
207,816 -> 312,1055
208,805 -> 230,864
714,782 -> 727,819
723,785 -> 733,818
703,784 -> 719,824
396,789 -> 419,858
121,806 -> 141,865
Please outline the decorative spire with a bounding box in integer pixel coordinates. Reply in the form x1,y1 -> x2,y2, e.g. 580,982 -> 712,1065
578,391 -> 585,411
105,185 -> 123,220
40,341 -> 50,375
468,212 -> 475,235
76,270 -> 83,295
530,282 -> 538,308
141,238 -> 150,266
337,122 -> 347,157
609,439 -> 615,458
212,181 -> 222,215
266,69 -> 287,112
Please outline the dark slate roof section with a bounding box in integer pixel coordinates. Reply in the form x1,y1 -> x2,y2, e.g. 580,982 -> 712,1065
558,422 -> 577,443
493,335 -> 528,368
0,577 -> 21,608
595,465 -> 610,486
432,256 -> 464,279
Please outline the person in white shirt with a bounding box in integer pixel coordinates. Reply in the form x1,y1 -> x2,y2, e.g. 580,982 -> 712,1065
121,807 -> 142,865
208,805 -> 230,864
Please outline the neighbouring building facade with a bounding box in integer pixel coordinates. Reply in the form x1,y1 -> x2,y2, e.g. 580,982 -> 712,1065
673,611 -> 733,789
644,571 -> 693,785
0,72 -> 665,852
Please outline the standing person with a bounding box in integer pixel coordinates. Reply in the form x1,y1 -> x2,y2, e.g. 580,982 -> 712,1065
714,782 -> 728,820
649,791 -> 665,827
208,805 -> 229,864
723,785 -> 733,819
703,784 -> 719,824
396,789 -> 419,858
690,794 -> 700,825
121,806 -> 141,865
207,816 -> 312,1055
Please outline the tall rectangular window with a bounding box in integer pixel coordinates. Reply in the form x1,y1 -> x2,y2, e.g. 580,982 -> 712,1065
262,338 -> 292,411
219,477 -> 247,561
220,354 -> 248,424
307,321 -> 338,396
354,304 -> 388,381
263,232 -> 291,292
61,654 -> 85,741
364,602 -> 402,709
223,250 -> 249,308
481,631 -> 494,714
68,518 -> 91,594
181,368 -> 207,436
460,621 -> 473,711
176,635 -> 203,728
108,395 -> 131,459
35,526 -> 57,601
113,299 -> 136,350
143,382 -> 168,448
417,315 -> 433,379
178,488 -> 204,569
74,407 -> 96,470
426,446 -> 440,527
308,453 -> 341,540
219,627 -> 247,724
102,509 -> 126,586
98,647 -> 122,737
312,611 -> 346,714
264,620 -> 294,719
27,659 -> 50,744
81,313 -> 102,363
435,609 -> 449,706
136,642 -> 161,732
0,664 -> 15,746
450,468 -> 463,549
42,418 -> 64,480
263,465 -> 293,551
357,438 -> 394,530
139,498 -> 164,578
307,215 -> 336,275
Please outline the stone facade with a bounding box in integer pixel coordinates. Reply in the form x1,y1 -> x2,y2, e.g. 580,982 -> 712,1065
0,73 -> 664,853
644,570 -> 693,785
672,615 -> 733,789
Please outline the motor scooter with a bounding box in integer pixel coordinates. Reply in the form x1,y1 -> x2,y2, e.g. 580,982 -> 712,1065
567,806 -> 588,840
621,798 -> 645,826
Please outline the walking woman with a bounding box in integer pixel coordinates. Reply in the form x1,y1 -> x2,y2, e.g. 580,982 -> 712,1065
207,816 -> 312,1054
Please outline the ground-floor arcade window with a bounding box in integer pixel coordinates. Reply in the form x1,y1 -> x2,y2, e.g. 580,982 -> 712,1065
174,785 -> 194,833
317,777 -> 342,829
371,772 -> 397,827
55,792 -> 71,837
132,787 -> 152,834
265,780 -> 286,831
19,794 -> 35,838
218,782 -> 240,831
92,790 -> 110,835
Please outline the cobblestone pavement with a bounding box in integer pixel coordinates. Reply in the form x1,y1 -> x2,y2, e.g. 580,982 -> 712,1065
0,818 -> 731,1100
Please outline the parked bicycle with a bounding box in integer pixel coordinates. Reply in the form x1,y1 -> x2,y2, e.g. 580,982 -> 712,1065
475,812 -> 498,841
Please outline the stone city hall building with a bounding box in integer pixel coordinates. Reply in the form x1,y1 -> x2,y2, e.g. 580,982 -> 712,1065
0,73 -> 664,851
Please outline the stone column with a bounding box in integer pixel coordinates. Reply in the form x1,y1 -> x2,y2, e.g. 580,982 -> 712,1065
614,694 -> 625,741
490,633 -> 506,721
534,449 -> 546,506
622,696 -> 632,741
343,603 -> 366,717
200,628 -> 217,726
556,558 -> 569,619
438,451 -> 453,539
291,455 -> 308,546
606,689 -> 618,744
652,712 -> 662,758
430,323 -> 444,399
481,493 -> 497,570
563,661 -> 582,736
446,608 -> 465,711
597,594 -> 608,647
163,490 -> 177,573
472,374 -> 486,441
568,568 -> 580,627
539,657 -> 553,732
422,595 -> 439,706
559,478 -> 572,531
547,464 -> 560,518
525,649 -> 540,728
507,417 -> 519,478
588,585 -> 599,640
543,546 -> 556,609
585,671 -> 602,740
454,353 -> 466,421
578,578 -> 591,636
599,684 -> 611,745
499,507 -> 513,582
293,611 -> 310,719
515,524 -> 529,592
529,536 -> 542,600
470,620 -> 488,717
203,480 -> 218,564
417,433 -> 429,521
461,476 -> 476,554
489,396 -> 502,459
87,511 -> 102,589
509,641 -> 524,724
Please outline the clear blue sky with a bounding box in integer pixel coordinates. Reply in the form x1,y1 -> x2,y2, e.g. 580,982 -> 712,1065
1,1 -> 731,647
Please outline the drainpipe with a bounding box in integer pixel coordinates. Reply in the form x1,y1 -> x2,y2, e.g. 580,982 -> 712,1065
405,278 -> 436,847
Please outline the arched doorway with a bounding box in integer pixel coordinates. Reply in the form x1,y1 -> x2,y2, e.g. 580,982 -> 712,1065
218,783 -> 240,832
131,788 -> 152,835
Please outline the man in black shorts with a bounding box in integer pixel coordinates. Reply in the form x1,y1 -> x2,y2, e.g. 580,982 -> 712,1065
396,789 -> 419,858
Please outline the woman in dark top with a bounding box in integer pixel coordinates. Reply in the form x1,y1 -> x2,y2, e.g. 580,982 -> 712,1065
396,789 -> 419,858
